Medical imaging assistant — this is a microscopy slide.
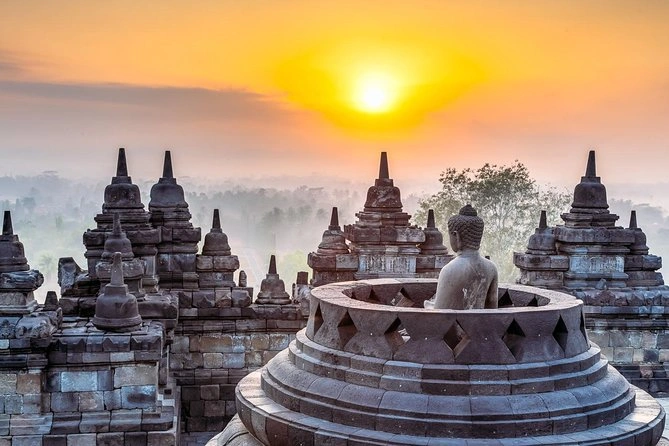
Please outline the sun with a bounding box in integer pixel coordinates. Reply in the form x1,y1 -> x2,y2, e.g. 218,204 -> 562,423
353,73 -> 397,114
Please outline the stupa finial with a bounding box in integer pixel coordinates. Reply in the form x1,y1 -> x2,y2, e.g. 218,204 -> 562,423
163,150 -> 173,179
585,150 -> 596,178
329,207 -> 340,230
379,152 -> 389,179
629,210 -> 638,229
116,148 -> 128,177
2,211 -> 13,235
427,209 -> 436,228
268,254 -> 277,275
212,209 -> 221,230
539,210 -> 547,229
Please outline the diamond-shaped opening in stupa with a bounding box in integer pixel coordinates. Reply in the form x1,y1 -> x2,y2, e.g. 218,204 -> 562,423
312,303 -> 324,336
337,310 -> 357,346
553,315 -> 569,352
526,295 -> 539,307
579,312 -> 588,343
502,318 -> 526,360
443,320 -> 467,352
498,290 -> 513,308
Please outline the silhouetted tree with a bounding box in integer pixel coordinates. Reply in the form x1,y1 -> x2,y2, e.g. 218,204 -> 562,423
415,161 -> 571,281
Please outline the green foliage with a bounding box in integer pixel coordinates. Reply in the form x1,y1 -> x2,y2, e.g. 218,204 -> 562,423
415,161 -> 571,281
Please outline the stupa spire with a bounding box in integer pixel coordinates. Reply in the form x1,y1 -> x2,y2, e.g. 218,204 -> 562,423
268,254 -> 277,275
379,152 -> 389,179
329,207 -> 340,230
116,148 -> 128,177
427,209 -> 436,228
162,150 -> 173,179
212,209 -> 221,231
585,150 -> 596,178
629,210 -> 638,229
2,211 -> 13,235
539,210 -> 547,229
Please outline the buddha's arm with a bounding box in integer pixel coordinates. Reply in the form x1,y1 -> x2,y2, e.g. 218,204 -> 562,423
485,271 -> 499,309
433,274 -> 446,309
433,267 -> 453,309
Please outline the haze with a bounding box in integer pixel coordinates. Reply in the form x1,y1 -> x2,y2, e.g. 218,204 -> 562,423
2,1 -> 669,295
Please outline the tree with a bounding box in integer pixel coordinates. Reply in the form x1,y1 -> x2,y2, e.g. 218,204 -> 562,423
415,161 -> 571,281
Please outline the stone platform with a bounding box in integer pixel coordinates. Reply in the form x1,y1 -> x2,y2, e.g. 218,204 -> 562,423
211,279 -> 665,445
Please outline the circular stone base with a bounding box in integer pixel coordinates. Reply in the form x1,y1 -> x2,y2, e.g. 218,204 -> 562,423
212,281 -> 666,445
214,369 -> 664,445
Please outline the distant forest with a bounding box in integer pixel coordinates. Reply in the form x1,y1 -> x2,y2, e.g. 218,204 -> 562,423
0,172 -> 422,299
1,172 -> 667,302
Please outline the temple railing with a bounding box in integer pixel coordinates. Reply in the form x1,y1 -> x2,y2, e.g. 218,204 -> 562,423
306,279 -> 590,365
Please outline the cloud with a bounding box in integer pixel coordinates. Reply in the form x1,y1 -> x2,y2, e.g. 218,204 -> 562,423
0,79 -> 329,180
0,80 -> 292,122
0,50 -> 27,77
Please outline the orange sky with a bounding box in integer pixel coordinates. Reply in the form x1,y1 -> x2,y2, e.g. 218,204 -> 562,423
1,1 -> 668,194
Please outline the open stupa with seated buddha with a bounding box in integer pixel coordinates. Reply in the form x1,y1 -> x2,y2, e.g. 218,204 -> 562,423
211,201 -> 665,445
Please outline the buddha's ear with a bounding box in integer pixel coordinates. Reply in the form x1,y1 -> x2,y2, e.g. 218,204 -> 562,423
448,230 -> 461,252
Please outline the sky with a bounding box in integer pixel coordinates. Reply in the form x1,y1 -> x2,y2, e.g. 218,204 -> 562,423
1,1 -> 669,196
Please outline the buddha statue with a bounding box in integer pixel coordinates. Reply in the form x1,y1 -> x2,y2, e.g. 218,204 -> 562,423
426,204 -> 498,310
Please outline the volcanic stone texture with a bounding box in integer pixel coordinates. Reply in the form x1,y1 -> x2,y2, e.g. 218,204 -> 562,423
172,301 -> 307,432
213,279 -> 665,445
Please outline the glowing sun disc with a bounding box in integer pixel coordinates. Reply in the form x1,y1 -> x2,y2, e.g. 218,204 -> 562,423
354,75 -> 396,113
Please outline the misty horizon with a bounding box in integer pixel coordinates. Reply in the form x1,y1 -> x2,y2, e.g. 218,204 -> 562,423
3,158 -> 669,305
2,1 -> 669,300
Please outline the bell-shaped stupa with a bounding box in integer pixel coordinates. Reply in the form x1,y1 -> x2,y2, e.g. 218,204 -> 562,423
92,252 -> 142,332
255,255 -> 291,305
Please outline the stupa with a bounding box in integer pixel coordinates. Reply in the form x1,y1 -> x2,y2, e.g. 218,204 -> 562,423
149,150 -> 201,290
92,252 -> 143,332
210,283 -> 665,445
95,212 -> 145,299
0,211 -> 42,314
83,148 -> 160,293
212,206 -> 665,445
198,209 -> 239,289
515,150 -> 669,394
309,152 -> 451,287
255,255 -> 291,305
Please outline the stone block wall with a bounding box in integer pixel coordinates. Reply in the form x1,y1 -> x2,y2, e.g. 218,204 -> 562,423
0,368 -> 51,446
171,304 -> 306,432
0,319 -> 180,445
585,304 -> 669,395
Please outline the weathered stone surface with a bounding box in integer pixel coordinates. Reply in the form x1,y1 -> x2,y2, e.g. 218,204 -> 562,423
114,365 -> 156,388
514,150 -> 669,392
61,371 -> 98,392
92,252 -> 142,332
215,279 -> 665,446
120,385 -> 155,409
310,153 -> 443,288
255,255 -> 291,305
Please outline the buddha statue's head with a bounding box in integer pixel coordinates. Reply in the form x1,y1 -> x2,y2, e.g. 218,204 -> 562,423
447,204 -> 484,252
